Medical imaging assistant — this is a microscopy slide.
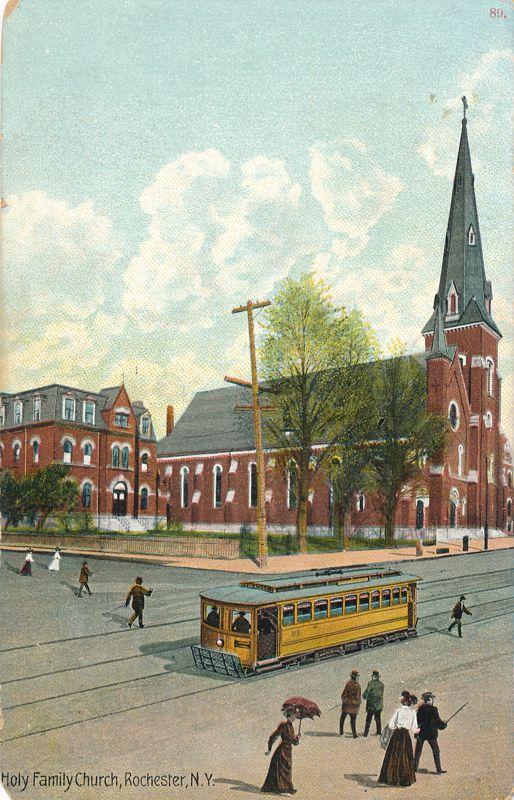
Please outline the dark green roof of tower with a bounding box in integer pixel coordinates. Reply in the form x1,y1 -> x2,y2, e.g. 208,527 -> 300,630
422,103 -> 501,338
426,302 -> 454,362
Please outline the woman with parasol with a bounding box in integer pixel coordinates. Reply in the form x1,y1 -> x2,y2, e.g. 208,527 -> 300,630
261,697 -> 320,796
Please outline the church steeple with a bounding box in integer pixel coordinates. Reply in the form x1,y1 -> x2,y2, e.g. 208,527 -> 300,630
422,98 -> 501,338
426,299 -> 452,361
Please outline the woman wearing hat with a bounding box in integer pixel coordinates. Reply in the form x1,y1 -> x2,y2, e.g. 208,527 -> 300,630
378,690 -> 418,786
261,706 -> 300,795
339,669 -> 362,738
19,549 -> 34,576
48,547 -> 61,572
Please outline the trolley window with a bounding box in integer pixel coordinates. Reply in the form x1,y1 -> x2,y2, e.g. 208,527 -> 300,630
282,604 -> 295,626
371,590 -> 380,610
392,587 -> 400,605
359,592 -> 370,612
330,597 -> 343,617
401,586 -> 408,604
204,604 -> 221,628
231,610 -> 251,634
382,589 -> 391,607
314,599 -> 328,620
345,594 -> 357,614
297,602 -> 312,623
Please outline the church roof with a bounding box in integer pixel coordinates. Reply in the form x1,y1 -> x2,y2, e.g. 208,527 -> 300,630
426,302 -> 454,362
157,353 -> 428,458
422,103 -> 501,338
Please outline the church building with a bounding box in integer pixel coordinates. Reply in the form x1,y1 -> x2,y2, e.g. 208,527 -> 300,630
157,107 -> 513,538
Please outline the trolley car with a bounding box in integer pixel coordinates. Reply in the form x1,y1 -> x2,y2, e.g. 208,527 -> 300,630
191,567 -> 420,676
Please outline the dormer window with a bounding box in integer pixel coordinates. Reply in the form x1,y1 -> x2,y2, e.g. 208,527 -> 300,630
447,282 -> 459,316
14,401 -> 23,425
468,225 -> 476,246
83,400 -> 95,425
63,396 -> 76,421
140,416 -> 151,436
0,404 -> 4,427
33,397 -> 42,422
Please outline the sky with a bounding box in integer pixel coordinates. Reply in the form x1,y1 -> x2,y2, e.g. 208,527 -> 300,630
1,0 -> 512,439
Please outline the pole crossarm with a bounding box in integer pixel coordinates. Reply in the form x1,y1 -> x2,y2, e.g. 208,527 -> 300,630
232,299 -> 272,314
235,404 -> 275,412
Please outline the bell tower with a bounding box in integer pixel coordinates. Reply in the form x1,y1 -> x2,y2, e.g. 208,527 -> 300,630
423,99 -> 502,531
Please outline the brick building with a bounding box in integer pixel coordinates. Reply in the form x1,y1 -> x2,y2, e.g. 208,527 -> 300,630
0,383 -> 159,531
157,110 -> 513,538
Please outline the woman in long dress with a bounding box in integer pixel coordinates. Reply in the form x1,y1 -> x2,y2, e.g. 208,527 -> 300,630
19,549 -> 34,576
261,708 -> 300,795
48,547 -> 61,572
378,691 -> 418,786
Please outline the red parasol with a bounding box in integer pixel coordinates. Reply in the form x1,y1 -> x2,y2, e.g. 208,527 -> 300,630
281,696 -> 321,733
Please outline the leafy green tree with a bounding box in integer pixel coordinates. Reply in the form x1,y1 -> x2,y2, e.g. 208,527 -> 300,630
260,273 -> 378,552
0,472 -> 24,529
22,464 -> 79,531
367,350 -> 448,545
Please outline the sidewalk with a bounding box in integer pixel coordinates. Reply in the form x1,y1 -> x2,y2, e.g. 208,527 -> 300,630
1,536 -> 512,573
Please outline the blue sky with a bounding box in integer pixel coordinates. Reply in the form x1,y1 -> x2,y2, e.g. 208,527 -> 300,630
2,0 -> 512,438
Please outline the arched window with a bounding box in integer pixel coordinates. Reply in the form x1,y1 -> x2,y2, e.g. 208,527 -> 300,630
213,464 -> 222,508
33,440 -> 39,464
112,446 -> 120,467
357,492 -> 365,512
508,472 -> 513,489
416,499 -> 424,530
449,293 -> 456,314
63,439 -> 73,464
468,224 -> 476,246
82,482 -> 92,508
458,444 -> 464,477
287,462 -> 297,510
486,358 -> 494,396
121,446 -> 129,469
140,487 -> 148,510
13,443 -> 21,463
448,402 -> 459,431
248,462 -> 257,508
141,452 -> 149,472
180,467 -> 189,508
507,499 -> 512,518
83,442 -> 93,465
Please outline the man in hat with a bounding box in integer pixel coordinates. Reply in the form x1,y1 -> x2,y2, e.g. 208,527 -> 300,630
448,595 -> 472,638
125,576 -> 153,628
362,669 -> 384,736
231,611 -> 251,634
205,605 -> 220,627
339,669 -> 361,738
414,692 -> 447,774
78,561 -> 92,596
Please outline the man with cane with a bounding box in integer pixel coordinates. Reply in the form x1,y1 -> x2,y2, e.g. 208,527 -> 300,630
125,576 -> 153,628
414,693 -> 467,775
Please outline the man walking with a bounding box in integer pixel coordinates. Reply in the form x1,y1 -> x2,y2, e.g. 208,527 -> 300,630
448,595 -> 472,637
78,561 -> 92,597
362,669 -> 384,736
339,669 -> 361,738
414,692 -> 447,774
125,576 -> 153,628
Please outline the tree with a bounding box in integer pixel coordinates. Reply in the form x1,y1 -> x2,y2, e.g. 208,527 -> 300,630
260,273 -> 378,552
367,350 -> 448,545
0,472 -> 24,529
22,464 -> 79,531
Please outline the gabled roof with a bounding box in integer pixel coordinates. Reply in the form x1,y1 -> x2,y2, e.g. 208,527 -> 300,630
99,385 -> 124,409
422,109 -> 501,338
157,353 -> 429,458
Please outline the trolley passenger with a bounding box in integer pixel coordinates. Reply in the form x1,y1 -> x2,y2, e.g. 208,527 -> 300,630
205,606 -> 220,627
232,611 -> 251,634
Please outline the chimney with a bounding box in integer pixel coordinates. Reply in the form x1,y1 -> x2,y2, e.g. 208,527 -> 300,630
166,405 -> 175,436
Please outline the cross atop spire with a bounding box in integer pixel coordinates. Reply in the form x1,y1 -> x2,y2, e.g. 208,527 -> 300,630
422,104 -> 501,339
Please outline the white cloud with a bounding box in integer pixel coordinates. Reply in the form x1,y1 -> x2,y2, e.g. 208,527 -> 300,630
2,190 -> 122,314
417,50 -> 514,179
309,140 -> 403,256
123,150 -> 305,330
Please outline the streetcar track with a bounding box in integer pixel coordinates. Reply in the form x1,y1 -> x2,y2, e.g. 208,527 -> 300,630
417,582 -> 512,604
0,607 -> 511,745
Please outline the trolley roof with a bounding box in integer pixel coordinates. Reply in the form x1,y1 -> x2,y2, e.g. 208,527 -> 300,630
200,568 -> 420,606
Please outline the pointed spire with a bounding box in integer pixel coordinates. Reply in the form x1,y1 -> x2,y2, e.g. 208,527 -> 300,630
426,300 -> 452,361
423,104 -> 501,338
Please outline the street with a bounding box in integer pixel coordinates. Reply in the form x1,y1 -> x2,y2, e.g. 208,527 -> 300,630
0,548 -> 512,800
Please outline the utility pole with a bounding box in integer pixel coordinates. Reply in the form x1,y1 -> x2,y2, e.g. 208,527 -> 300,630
226,299 -> 271,567
484,454 -> 489,551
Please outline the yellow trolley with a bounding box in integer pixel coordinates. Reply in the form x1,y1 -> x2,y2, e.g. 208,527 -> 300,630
191,567 -> 420,676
